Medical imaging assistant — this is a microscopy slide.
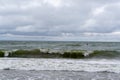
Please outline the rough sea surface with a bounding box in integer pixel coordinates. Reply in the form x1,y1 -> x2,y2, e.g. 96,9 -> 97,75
0,58 -> 120,73
0,58 -> 119,80
1,41 -> 120,51
0,41 -> 120,80
0,70 -> 120,80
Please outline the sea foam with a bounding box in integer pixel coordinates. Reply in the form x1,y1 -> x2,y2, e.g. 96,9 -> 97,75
0,58 -> 120,73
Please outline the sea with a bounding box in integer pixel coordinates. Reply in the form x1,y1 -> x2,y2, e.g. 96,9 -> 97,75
0,41 -> 120,80
1,41 -> 120,51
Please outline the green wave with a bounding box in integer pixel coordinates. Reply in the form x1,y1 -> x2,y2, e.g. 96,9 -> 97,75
88,50 -> 120,59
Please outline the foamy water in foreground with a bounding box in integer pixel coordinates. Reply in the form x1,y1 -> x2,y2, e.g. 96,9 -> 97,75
0,70 -> 119,80
0,58 -> 120,73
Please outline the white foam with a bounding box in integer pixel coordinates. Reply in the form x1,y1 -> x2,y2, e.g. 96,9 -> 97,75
0,58 -> 120,73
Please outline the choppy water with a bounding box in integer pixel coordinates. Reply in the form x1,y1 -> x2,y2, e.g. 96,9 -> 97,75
0,70 -> 119,80
0,41 -> 120,51
0,58 -> 120,73
0,41 -> 120,79
1,41 -> 120,59
0,58 -> 120,80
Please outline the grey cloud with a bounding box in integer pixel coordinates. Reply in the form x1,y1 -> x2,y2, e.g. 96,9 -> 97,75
0,0 -> 120,40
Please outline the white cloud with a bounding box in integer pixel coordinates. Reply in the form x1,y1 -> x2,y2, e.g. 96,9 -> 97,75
15,25 -> 36,32
92,6 -> 106,16
82,19 -> 96,28
44,0 -> 62,7
110,31 -> 120,36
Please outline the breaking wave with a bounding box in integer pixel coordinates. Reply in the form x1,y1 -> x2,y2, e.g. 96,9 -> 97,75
85,50 -> 120,59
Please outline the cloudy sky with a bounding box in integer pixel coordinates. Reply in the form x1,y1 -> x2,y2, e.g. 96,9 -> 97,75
0,0 -> 120,41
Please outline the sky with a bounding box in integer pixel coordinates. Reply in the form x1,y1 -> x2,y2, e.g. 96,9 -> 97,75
0,0 -> 120,41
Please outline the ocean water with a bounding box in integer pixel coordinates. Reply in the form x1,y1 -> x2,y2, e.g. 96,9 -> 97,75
0,41 -> 120,51
0,58 -> 120,79
0,41 -> 120,79
1,41 -> 120,59
0,70 -> 120,80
